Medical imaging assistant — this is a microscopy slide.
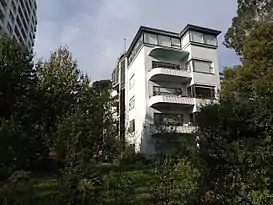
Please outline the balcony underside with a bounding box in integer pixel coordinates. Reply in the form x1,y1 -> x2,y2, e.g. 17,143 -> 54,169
148,68 -> 192,83
148,47 -> 189,61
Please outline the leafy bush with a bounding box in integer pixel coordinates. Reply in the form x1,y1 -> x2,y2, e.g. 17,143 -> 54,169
0,171 -> 36,204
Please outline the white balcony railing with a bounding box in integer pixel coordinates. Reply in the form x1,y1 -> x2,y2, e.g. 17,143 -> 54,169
149,95 -> 195,107
148,67 -> 192,80
150,124 -> 197,135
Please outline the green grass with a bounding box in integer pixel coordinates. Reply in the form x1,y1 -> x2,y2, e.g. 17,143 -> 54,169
1,166 -> 192,204
32,177 -> 59,203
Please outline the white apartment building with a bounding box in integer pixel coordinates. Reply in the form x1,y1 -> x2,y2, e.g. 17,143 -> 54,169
0,0 -> 37,51
112,24 -> 221,156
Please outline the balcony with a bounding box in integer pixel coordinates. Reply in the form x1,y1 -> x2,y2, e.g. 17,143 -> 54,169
148,46 -> 189,61
150,124 -> 197,135
148,61 -> 192,82
149,95 -> 195,107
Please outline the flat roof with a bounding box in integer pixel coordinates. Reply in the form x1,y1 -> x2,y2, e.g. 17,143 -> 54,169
126,24 -> 221,56
180,24 -> 221,37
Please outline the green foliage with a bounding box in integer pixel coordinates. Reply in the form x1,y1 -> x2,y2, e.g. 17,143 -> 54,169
148,160 -> 200,205
224,0 -> 273,56
0,36 -> 42,179
0,171 -> 36,204
36,47 -> 90,149
195,96 -> 273,204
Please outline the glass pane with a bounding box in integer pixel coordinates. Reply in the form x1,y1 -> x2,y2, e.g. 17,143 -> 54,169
195,87 -> 215,98
171,38 -> 181,48
191,31 -> 203,43
204,34 -> 217,46
158,35 -> 171,47
144,32 -> 158,44
129,75 -> 134,88
193,60 -> 211,73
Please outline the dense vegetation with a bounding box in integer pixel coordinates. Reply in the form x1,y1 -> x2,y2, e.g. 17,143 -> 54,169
1,0 -> 273,204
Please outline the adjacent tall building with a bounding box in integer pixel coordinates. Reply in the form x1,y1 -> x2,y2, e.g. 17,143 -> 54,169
0,0 -> 37,51
112,24 -> 222,156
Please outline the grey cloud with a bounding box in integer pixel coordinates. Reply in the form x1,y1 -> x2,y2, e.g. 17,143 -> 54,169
35,0 -> 240,81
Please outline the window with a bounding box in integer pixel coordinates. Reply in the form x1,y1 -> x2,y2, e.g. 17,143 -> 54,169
128,120 -> 135,133
153,86 -> 183,96
120,60 -> 125,88
144,32 -> 157,45
191,31 -> 203,43
195,86 -> 215,99
158,35 -> 171,47
112,67 -> 119,85
7,23 -> 12,34
152,61 -> 180,70
192,60 -> 213,74
129,75 -> 135,89
204,34 -> 217,46
187,85 -> 215,99
154,113 -> 184,126
9,11 -> 15,23
171,38 -> 181,48
190,31 -> 217,46
11,1 -> 17,12
129,96 -> 135,111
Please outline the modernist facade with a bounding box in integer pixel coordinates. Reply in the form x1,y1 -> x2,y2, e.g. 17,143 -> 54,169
112,24 -> 222,156
0,0 -> 37,51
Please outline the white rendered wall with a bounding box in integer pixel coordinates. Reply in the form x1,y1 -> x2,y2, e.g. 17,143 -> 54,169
126,47 -> 147,153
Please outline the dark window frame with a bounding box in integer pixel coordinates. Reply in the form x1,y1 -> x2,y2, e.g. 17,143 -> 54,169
128,119 -> 135,133
154,113 -> 184,126
153,86 -> 183,97
152,61 -> 181,70
189,30 -> 218,47
187,84 -> 215,99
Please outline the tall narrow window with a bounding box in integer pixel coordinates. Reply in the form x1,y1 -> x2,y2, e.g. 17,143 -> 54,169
128,119 -> 135,133
129,75 -> 135,89
129,96 -> 135,111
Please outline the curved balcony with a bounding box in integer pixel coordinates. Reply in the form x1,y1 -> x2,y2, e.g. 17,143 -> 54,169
148,47 -> 189,61
148,61 -> 191,82
148,67 -> 192,82
150,124 -> 197,135
149,95 -> 195,107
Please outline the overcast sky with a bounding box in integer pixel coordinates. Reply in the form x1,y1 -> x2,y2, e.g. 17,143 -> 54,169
34,0 -> 240,81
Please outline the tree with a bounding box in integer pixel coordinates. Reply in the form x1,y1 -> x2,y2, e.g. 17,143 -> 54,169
195,20 -> 273,204
222,21 -> 273,99
224,0 -> 273,56
36,47 -> 89,156
0,36 -> 40,178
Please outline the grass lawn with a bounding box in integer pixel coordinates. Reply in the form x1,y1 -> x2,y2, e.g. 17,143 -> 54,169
32,177 -> 59,204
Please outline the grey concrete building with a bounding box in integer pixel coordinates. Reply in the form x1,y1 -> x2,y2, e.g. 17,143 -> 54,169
0,0 -> 37,52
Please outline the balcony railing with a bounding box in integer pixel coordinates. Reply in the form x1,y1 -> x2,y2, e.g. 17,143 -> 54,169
153,91 -> 189,97
152,61 -> 187,71
151,124 -> 197,135
148,61 -> 191,81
